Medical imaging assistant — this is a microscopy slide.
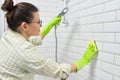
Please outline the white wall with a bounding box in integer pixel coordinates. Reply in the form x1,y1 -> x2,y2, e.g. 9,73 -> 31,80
1,0 -> 120,80
0,0 -> 5,38
57,0 -> 120,80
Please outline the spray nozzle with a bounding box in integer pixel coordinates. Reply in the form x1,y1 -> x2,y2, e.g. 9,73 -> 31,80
58,7 -> 69,17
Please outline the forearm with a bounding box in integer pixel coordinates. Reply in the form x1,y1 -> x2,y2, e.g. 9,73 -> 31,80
40,16 -> 62,39
41,23 -> 54,36
74,58 -> 90,71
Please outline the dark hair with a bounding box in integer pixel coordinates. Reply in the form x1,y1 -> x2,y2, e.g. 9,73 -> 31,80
1,0 -> 38,31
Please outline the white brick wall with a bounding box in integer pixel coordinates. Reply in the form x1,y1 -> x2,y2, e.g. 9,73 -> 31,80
114,76 -> 120,80
114,55 -> 120,66
57,0 -> 120,80
1,0 -> 120,80
0,0 -> 5,38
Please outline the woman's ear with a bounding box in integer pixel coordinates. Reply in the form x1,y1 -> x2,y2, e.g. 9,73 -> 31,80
21,22 -> 28,31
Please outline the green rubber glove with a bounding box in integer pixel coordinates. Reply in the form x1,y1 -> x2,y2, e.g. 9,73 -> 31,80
74,40 -> 98,72
41,16 -> 62,36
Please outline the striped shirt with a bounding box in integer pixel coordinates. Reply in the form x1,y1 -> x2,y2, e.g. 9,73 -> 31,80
0,30 -> 71,80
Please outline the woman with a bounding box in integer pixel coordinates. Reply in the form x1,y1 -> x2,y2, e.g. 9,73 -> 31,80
0,0 -> 98,80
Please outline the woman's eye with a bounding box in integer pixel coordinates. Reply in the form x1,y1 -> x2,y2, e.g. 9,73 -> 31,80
37,21 -> 40,23
38,20 -> 42,24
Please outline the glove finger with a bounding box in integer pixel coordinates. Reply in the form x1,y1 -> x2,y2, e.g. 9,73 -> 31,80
88,44 -> 94,49
88,40 -> 98,51
57,17 -> 62,25
90,46 -> 97,52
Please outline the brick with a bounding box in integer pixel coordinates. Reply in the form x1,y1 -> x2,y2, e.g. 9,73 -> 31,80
69,4 -> 81,12
94,33 -> 114,43
94,69 -> 113,80
69,10 -> 86,18
69,0 -> 84,6
67,39 -> 86,47
115,33 -> 120,43
77,70 -> 91,79
93,14 -> 103,23
117,10 -> 120,20
78,0 -> 94,9
104,0 -> 120,11
104,22 -> 120,32
93,12 -> 116,23
114,76 -> 120,80
93,60 -> 103,69
80,16 -> 93,24
101,12 -> 116,22
78,33 -> 94,40
103,62 -> 120,77
80,24 -> 103,32
85,60 -> 103,70
93,0 -> 112,5
98,52 -> 114,63
85,4 -> 104,16
103,43 -> 120,54
114,55 -> 120,66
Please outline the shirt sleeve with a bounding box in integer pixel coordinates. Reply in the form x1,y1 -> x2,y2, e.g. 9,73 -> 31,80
19,43 -> 71,79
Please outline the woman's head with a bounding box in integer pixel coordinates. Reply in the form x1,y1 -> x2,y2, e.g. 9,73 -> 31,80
1,0 -> 42,39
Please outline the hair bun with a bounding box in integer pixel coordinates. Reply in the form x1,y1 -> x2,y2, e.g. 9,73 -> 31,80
1,0 -> 14,12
